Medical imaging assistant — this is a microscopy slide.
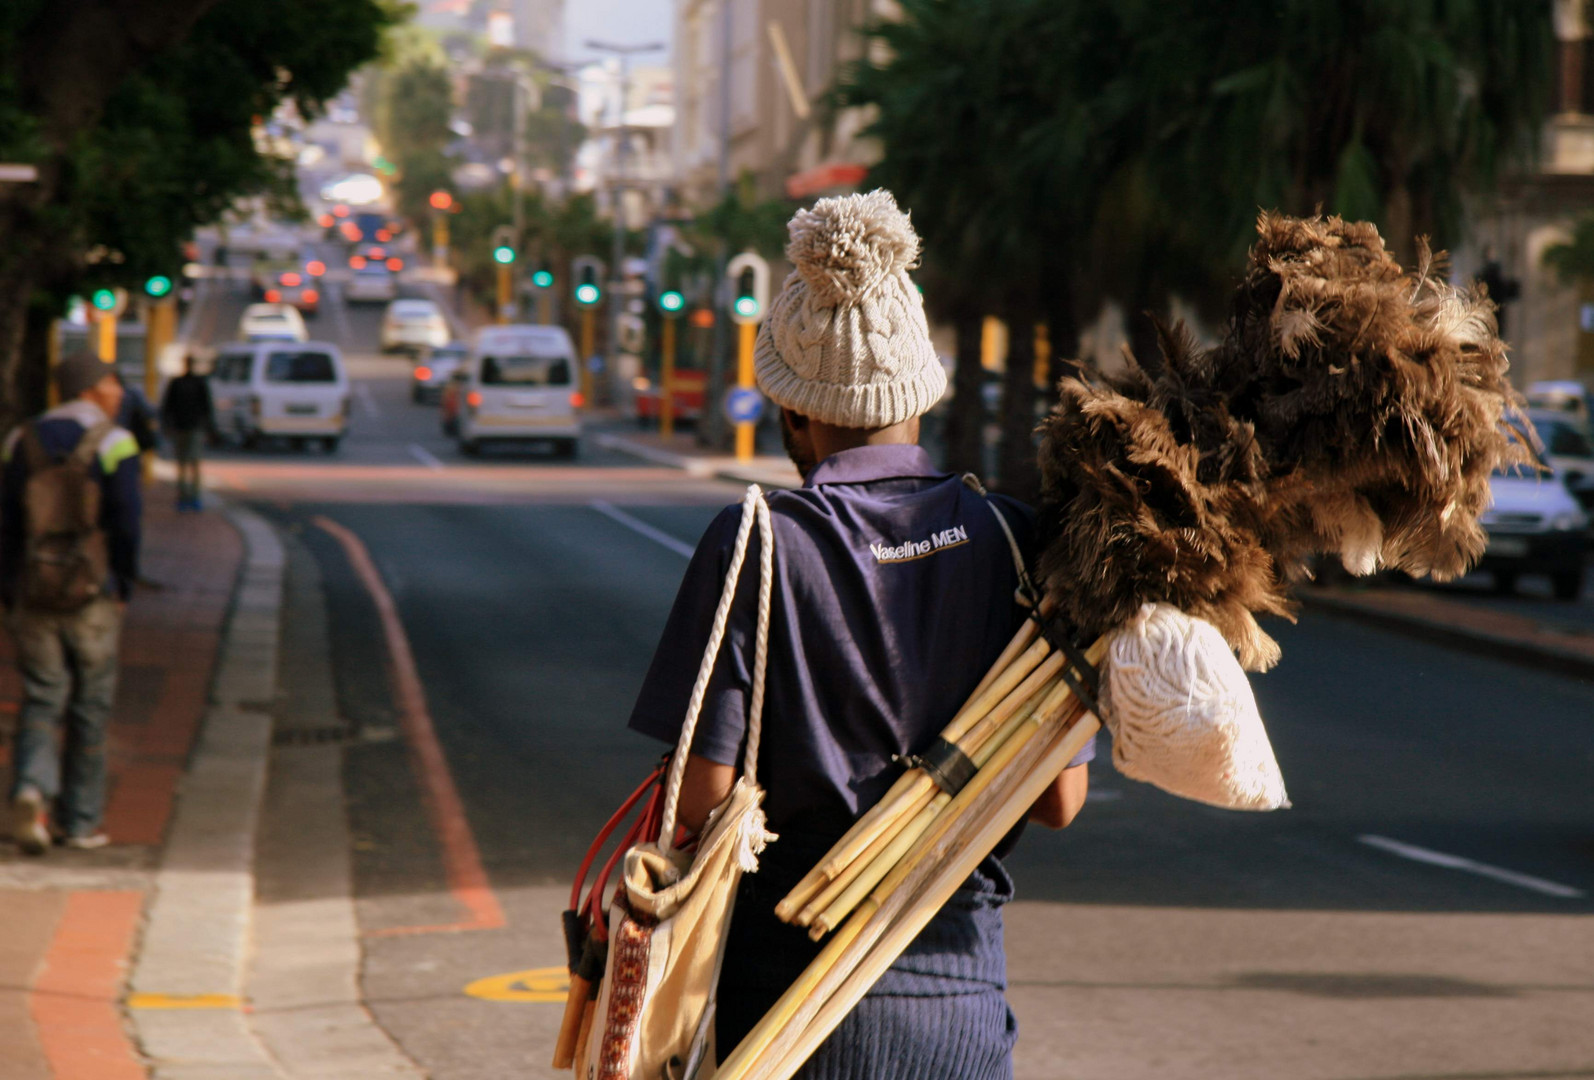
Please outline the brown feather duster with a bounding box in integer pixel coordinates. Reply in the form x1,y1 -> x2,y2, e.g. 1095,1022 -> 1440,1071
1037,213 -> 1530,671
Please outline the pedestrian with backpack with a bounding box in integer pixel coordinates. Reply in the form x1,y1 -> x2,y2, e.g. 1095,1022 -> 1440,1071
2,352 -> 142,854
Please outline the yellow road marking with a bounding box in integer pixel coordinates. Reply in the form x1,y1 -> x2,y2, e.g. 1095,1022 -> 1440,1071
125,993 -> 241,1010
463,966 -> 569,1003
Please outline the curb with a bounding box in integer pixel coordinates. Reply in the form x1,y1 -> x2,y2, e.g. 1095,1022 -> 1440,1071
1302,590 -> 1594,683
593,430 -> 800,489
129,507 -> 286,1079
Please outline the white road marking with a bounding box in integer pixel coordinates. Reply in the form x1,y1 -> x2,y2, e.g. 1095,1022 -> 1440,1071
1358,834 -> 1587,899
590,501 -> 695,559
408,443 -> 444,471
355,382 -> 381,419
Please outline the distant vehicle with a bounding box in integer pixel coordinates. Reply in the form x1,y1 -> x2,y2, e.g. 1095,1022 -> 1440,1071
238,303 -> 308,343
209,341 -> 350,452
1525,409 -> 1594,510
413,343 -> 467,404
252,259 -> 321,316
634,368 -> 706,427
1525,380 -> 1594,427
345,263 -> 397,304
456,325 -> 583,458
383,299 -> 449,354
1481,451 -> 1588,599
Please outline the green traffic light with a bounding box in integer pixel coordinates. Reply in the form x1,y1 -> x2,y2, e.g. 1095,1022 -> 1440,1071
144,275 -> 173,298
90,289 -> 117,312
659,290 -> 684,313
532,269 -> 554,288
733,295 -> 760,319
493,245 -> 516,265
574,282 -> 601,306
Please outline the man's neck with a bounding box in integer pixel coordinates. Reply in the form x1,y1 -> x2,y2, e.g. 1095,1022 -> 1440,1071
809,418 -> 919,461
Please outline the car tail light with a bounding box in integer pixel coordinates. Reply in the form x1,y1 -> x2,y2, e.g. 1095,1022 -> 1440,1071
307,260 -> 326,276
376,229 -> 391,242
317,213 -> 333,228
570,392 -> 586,409
386,257 -> 403,272
280,271 -> 301,287
414,366 -> 433,381
349,255 -> 366,269
300,289 -> 319,303
264,289 -> 281,302
341,222 -> 359,240
368,247 -> 385,260
466,390 -> 482,410
333,204 -> 350,218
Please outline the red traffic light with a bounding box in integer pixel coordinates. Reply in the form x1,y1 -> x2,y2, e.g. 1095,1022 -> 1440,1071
429,190 -> 453,211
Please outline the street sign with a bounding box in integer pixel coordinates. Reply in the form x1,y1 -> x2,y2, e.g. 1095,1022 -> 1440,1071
725,386 -> 765,425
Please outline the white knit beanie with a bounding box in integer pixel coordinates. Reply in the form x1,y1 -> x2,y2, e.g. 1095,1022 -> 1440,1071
754,189 -> 947,428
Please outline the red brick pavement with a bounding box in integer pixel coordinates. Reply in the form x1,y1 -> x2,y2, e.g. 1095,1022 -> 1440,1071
0,484 -> 244,1079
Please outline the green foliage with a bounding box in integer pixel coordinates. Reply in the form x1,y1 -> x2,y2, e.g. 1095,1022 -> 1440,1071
1543,216 -> 1594,286
447,186 -> 625,314
661,172 -> 790,305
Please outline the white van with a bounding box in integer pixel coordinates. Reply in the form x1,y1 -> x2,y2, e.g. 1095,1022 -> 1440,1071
209,341 -> 351,451
457,325 -> 582,457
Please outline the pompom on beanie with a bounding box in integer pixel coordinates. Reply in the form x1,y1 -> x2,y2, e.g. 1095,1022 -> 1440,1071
754,189 -> 946,428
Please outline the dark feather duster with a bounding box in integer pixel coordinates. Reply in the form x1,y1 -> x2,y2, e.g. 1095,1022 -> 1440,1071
1037,213 -> 1530,671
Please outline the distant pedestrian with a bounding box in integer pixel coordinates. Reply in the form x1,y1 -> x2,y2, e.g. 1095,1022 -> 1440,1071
3,352 -> 142,855
160,353 -> 213,511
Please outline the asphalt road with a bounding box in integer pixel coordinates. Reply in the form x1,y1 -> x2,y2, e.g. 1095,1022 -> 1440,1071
186,240 -> 1594,1080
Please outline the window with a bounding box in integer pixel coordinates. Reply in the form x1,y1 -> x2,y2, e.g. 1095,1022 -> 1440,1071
479,354 -> 572,386
1536,418 -> 1594,458
265,351 -> 337,383
214,353 -> 252,382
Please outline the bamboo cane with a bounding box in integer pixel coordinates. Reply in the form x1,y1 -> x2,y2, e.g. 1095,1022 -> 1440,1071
716,697 -> 1096,1080
551,972 -> 591,1067
807,790 -> 950,939
749,713 -> 1104,1080
572,995 -> 598,1071
794,784 -> 936,926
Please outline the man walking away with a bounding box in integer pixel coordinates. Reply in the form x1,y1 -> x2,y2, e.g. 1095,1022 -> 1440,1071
160,353 -> 212,511
3,352 -> 141,854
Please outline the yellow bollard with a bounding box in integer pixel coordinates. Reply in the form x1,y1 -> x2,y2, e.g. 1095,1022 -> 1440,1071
735,321 -> 756,461
580,306 -> 596,407
660,315 -> 677,440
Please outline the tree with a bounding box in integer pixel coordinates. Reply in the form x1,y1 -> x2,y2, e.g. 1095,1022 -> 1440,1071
1542,215 -> 1594,288
0,0 -> 395,420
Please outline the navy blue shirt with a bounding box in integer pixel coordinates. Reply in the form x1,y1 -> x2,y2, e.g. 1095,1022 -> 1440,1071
630,446 -> 1094,1010
630,443 -> 1092,837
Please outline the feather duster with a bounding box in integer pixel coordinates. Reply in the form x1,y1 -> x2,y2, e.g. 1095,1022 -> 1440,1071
1037,213 -> 1530,671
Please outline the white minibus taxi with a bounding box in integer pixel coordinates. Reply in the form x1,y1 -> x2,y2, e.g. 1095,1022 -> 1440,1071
457,325 -> 582,457
209,341 -> 350,451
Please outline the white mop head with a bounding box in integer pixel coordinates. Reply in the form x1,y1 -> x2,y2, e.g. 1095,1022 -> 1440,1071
1100,604 -> 1290,811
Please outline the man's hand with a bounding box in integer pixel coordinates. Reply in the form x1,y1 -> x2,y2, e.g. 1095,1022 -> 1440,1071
1027,763 -> 1089,829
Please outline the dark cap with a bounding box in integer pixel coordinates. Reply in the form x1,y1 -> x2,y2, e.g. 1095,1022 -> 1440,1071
54,351 -> 115,402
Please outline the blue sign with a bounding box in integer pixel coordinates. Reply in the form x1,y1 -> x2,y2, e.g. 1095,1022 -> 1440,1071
725,387 -> 765,425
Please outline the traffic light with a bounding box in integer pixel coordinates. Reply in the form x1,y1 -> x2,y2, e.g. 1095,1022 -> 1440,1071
91,288 -> 118,312
143,275 -> 173,299
572,257 -> 604,306
725,252 -> 771,325
658,289 -> 685,314
532,268 -> 554,289
493,243 -> 516,265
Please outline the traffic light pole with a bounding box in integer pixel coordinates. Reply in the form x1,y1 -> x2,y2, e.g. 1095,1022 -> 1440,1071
143,297 -> 176,482
736,321 -> 756,460
580,306 -> 596,406
496,262 -> 512,325
660,313 -> 677,440
95,310 -> 116,363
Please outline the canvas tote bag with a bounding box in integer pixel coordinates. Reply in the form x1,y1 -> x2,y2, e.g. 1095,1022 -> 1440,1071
581,484 -> 778,1080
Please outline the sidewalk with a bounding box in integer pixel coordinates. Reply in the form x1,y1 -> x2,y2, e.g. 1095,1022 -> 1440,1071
593,425 -> 802,490
0,486 -> 241,1079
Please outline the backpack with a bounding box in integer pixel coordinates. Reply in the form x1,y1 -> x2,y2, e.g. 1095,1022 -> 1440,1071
19,419 -> 113,612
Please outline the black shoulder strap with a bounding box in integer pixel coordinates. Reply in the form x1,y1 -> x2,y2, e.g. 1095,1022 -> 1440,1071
70,420 -> 114,470
960,473 -> 1039,607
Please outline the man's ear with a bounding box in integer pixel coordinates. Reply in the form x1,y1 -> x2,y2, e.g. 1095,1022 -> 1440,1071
783,408 -> 808,431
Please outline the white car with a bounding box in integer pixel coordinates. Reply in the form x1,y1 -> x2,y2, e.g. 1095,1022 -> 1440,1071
381,299 -> 449,353
1480,455 -> 1588,599
238,303 -> 308,343
457,325 -> 582,457
1526,409 -> 1594,510
346,263 -> 397,303
209,341 -> 350,451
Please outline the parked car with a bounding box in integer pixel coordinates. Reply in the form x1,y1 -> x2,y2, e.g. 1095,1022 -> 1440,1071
1526,408 -> 1594,510
237,302 -> 308,343
455,324 -> 582,457
383,299 -> 450,354
413,343 -> 467,403
440,367 -> 467,436
209,341 -> 350,451
346,263 -> 397,304
1480,453 -> 1588,599
1525,380 -> 1594,428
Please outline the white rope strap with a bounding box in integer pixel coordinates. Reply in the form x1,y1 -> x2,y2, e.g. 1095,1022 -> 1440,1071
658,485 -> 773,851
742,494 -> 774,787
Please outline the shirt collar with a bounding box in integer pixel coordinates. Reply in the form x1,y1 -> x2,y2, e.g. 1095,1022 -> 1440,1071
46,399 -> 110,427
803,444 -> 947,488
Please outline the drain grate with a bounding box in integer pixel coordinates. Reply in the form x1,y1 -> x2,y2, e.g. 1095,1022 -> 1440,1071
272,725 -> 354,746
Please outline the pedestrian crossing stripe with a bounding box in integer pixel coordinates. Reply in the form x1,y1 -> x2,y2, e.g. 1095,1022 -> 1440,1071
126,993 -> 241,1010
463,966 -> 569,1003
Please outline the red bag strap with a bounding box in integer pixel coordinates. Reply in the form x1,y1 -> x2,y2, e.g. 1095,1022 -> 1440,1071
569,762 -> 664,912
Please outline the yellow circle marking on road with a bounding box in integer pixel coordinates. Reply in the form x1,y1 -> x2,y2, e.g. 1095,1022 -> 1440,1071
464,966 -> 570,1003
126,993 -> 241,1010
